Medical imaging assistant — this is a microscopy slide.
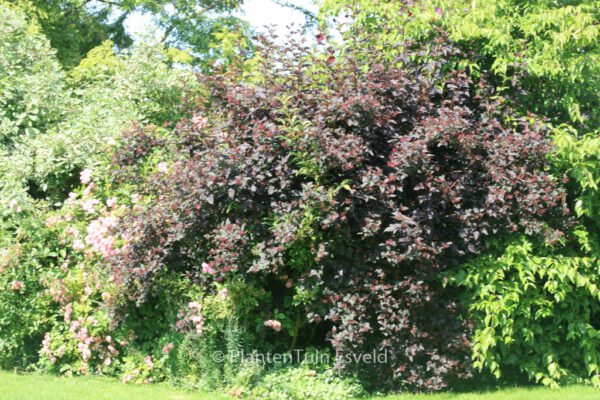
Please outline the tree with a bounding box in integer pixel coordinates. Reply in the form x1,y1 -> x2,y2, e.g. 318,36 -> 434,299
5,0 -> 250,67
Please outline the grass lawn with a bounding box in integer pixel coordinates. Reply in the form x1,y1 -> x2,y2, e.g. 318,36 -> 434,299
0,371 -> 227,400
374,385 -> 600,400
1,371 -> 598,400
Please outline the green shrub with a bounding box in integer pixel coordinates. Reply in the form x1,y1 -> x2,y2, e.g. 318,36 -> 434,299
240,362 -> 365,400
0,4 -> 67,147
448,237 -> 600,387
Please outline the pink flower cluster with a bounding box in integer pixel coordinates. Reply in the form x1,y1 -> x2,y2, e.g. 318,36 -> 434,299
10,280 -> 24,292
201,262 -> 215,275
264,319 -> 282,332
162,342 -> 174,355
85,216 -> 118,259
192,114 -> 208,130
175,301 -> 204,335
82,199 -> 100,214
80,169 -> 92,184
41,333 -> 66,364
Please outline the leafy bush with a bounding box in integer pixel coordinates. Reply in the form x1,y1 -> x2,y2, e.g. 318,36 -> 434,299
449,238 -> 600,387
321,0 -> 600,388
448,127 -> 600,387
104,30 -> 567,391
0,2 -> 198,377
0,4 -> 67,147
0,211 -> 62,368
240,362 -> 364,400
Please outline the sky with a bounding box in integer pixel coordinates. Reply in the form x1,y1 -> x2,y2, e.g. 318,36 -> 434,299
124,0 -> 318,42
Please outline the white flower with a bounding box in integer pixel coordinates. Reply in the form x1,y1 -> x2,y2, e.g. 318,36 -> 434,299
157,162 -> 169,173
80,169 -> 92,184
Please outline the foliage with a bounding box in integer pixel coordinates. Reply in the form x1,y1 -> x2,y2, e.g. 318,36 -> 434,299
449,125 -> 600,386
0,5 -> 67,147
103,29 -> 567,391
6,0 -> 250,68
240,362 -> 365,400
0,1 -> 197,378
320,0 -> 600,388
320,0 -> 600,133
0,210 -> 62,369
2,0 -> 128,68
448,238 -> 600,387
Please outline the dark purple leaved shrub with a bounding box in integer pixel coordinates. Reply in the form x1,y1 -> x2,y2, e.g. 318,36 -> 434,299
107,32 -> 568,391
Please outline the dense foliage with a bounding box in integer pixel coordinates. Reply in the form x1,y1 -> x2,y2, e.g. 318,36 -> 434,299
5,0 -> 250,68
321,0 -> 599,133
0,0 -> 598,397
101,31 -> 567,391
320,0 -> 600,387
0,2 -> 195,371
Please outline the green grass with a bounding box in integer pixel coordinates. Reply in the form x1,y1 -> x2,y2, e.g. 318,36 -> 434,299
0,371 -> 227,400
370,385 -> 600,400
1,371 -> 598,399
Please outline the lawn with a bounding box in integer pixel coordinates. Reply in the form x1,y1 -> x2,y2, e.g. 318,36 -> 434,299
1,371 -> 599,400
375,385 -> 600,400
0,371 -> 226,400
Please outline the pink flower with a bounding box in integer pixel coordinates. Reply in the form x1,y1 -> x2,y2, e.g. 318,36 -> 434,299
45,215 -> 59,227
435,7 -> 442,15
65,226 -> 79,237
8,199 -> 22,212
264,319 -> 282,332
162,342 -> 174,355
144,355 -> 154,370
188,301 -> 202,309
64,304 -> 73,323
83,183 -> 95,196
82,199 -> 99,214
192,114 -> 208,130
78,343 -> 92,361
108,345 -> 119,356
72,239 -> 85,251
218,288 -> 228,300
11,281 -> 24,292
201,262 -> 215,275
157,162 -> 169,173
80,169 -> 92,184
106,197 -> 117,208
85,216 -> 118,259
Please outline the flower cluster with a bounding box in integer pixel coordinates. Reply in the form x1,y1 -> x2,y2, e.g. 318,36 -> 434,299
85,216 -> 118,259
264,319 -> 282,332
175,301 -> 204,336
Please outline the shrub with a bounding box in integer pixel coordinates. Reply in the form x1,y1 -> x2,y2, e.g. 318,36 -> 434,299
105,31 -> 567,391
240,362 -> 365,400
449,237 -> 600,387
0,4 -> 67,147
320,0 -> 600,387
448,128 -> 600,387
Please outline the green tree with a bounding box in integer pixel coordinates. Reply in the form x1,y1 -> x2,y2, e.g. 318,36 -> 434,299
5,0 -> 249,68
0,4 -> 67,148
